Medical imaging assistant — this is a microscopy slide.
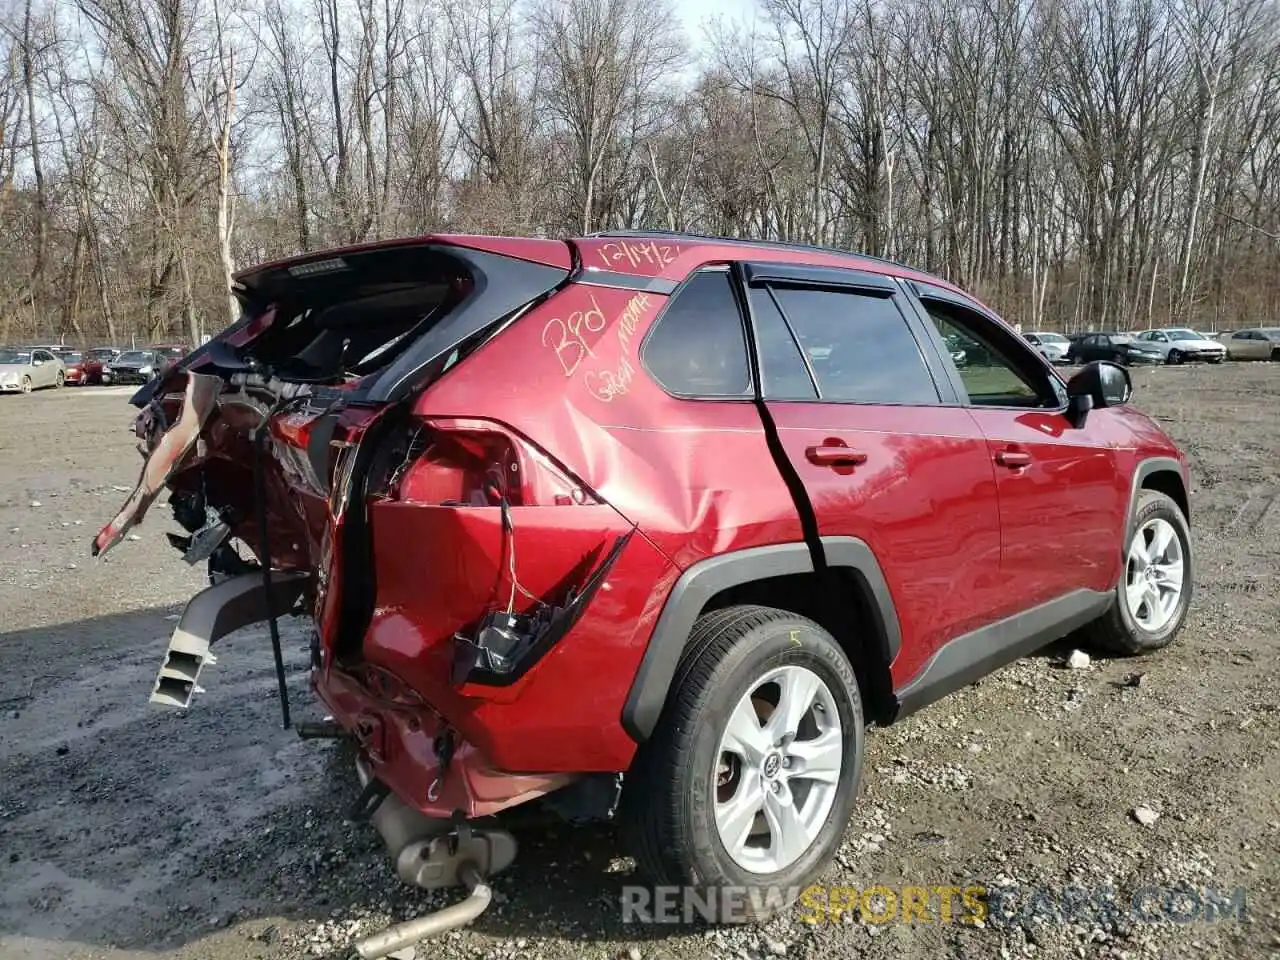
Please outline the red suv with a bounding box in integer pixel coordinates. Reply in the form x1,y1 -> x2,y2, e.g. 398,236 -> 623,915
93,232 -> 1192,944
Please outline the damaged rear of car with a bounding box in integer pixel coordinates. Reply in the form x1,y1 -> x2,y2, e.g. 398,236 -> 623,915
93,235 -> 674,957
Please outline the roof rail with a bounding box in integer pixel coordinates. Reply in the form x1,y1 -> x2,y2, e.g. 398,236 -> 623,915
583,229 -> 922,275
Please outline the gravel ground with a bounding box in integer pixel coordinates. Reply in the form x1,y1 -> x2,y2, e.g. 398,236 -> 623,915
1,366 -> 1278,960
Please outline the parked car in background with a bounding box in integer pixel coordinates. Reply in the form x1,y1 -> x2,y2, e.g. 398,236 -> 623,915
91,230 -> 1195,938
0,346 -> 66,392
1132,328 -> 1226,364
1065,332 -> 1164,366
1223,327 -> 1280,361
102,349 -> 163,385
26,343 -> 73,357
81,347 -> 122,385
150,344 -> 188,377
60,351 -> 87,385
1023,331 -> 1071,364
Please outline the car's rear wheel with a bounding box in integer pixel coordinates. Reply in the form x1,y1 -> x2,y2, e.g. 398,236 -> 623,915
622,605 -> 863,924
1271,347 -> 1280,361
1082,490 -> 1192,655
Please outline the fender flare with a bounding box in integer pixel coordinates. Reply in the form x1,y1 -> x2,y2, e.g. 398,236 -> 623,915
1127,456 -> 1189,525
620,536 -> 900,742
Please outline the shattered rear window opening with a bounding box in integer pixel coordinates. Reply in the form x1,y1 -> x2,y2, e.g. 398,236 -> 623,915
235,246 -> 474,386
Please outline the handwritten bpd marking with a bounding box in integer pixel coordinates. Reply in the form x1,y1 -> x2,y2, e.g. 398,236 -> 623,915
541,294 -> 608,377
597,240 -> 680,270
583,293 -> 651,402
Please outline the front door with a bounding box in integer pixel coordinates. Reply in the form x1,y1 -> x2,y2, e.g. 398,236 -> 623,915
906,283 -> 1124,609
736,262 -> 1006,688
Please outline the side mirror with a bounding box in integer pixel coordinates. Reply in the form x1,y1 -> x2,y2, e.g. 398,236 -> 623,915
1065,360 -> 1131,427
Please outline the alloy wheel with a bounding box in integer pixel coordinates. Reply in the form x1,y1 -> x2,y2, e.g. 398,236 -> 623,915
713,664 -> 843,874
20,376 -> 31,394
1125,517 -> 1185,632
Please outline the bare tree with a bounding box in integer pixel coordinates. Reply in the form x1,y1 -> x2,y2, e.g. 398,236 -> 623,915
533,0 -> 684,233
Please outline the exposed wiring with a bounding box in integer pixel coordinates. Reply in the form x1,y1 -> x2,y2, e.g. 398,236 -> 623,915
489,466 -> 540,613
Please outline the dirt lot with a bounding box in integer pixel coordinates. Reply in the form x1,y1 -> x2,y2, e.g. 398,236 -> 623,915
1,366 -> 1278,960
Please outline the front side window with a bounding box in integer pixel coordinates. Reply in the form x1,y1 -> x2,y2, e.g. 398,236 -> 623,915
642,270 -> 752,398
921,299 -> 1057,408
763,286 -> 940,404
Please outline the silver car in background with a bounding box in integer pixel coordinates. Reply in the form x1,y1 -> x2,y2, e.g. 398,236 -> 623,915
0,347 -> 67,393
1223,328 -> 1280,361
1023,331 -> 1072,365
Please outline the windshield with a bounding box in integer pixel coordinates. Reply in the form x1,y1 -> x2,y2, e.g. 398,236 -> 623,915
61,352 -> 83,363
1165,329 -> 1200,340
89,348 -> 117,359
0,349 -> 31,364
1036,333 -> 1069,344
1263,329 -> 1280,340
118,351 -> 152,363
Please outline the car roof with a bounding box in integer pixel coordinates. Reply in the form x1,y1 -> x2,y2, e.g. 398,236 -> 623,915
233,230 -> 985,313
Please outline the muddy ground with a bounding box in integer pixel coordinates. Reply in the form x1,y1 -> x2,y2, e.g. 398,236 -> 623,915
1,366 -> 1277,960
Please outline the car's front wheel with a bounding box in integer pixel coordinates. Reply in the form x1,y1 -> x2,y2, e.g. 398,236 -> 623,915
623,605 -> 863,923
1082,490 -> 1192,655
19,376 -> 31,394
1168,348 -> 1184,364
55,370 -> 65,388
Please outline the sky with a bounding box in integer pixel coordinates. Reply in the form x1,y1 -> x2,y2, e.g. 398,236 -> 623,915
674,0 -> 761,53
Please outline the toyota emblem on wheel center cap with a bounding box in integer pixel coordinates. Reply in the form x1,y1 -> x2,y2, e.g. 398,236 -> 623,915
762,753 -> 782,779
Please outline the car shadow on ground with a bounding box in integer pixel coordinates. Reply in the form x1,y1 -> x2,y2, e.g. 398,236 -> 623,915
0,605 -> 1107,957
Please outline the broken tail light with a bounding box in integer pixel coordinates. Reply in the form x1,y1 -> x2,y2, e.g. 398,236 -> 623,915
385,417 -> 600,509
375,418 -> 631,689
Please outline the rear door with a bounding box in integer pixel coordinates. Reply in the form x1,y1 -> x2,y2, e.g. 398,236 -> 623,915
736,262 -> 1006,687
903,282 -> 1125,608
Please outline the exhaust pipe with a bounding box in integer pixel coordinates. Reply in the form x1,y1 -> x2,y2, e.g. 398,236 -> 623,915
347,756 -> 517,957
352,862 -> 491,959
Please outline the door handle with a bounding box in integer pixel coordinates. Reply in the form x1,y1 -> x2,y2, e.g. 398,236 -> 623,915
806,445 -> 868,467
995,449 -> 1032,468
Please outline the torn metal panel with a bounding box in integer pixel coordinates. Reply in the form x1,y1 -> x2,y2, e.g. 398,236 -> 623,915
92,372 -> 224,559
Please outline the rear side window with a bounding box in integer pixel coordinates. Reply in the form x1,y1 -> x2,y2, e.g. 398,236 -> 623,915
767,287 -> 940,404
642,271 -> 752,397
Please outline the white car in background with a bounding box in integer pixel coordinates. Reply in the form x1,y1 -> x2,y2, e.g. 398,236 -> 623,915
0,346 -> 67,392
1132,328 -> 1227,364
1022,331 -> 1072,364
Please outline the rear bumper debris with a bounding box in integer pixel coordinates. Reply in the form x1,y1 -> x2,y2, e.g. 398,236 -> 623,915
150,570 -> 310,708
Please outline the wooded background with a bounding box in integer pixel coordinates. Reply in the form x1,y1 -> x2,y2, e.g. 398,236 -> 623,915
2,0 -> 1278,347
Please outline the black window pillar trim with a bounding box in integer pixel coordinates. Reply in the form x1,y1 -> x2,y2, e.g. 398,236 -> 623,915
728,260 -> 826,575
895,278 -> 973,405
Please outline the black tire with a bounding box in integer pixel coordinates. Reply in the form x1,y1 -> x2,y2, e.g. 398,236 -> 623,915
55,370 -> 65,388
1271,347 -> 1280,362
1167,349 -> 1183,365
621,604 -> 864,924
1081,490 -> 1192,656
